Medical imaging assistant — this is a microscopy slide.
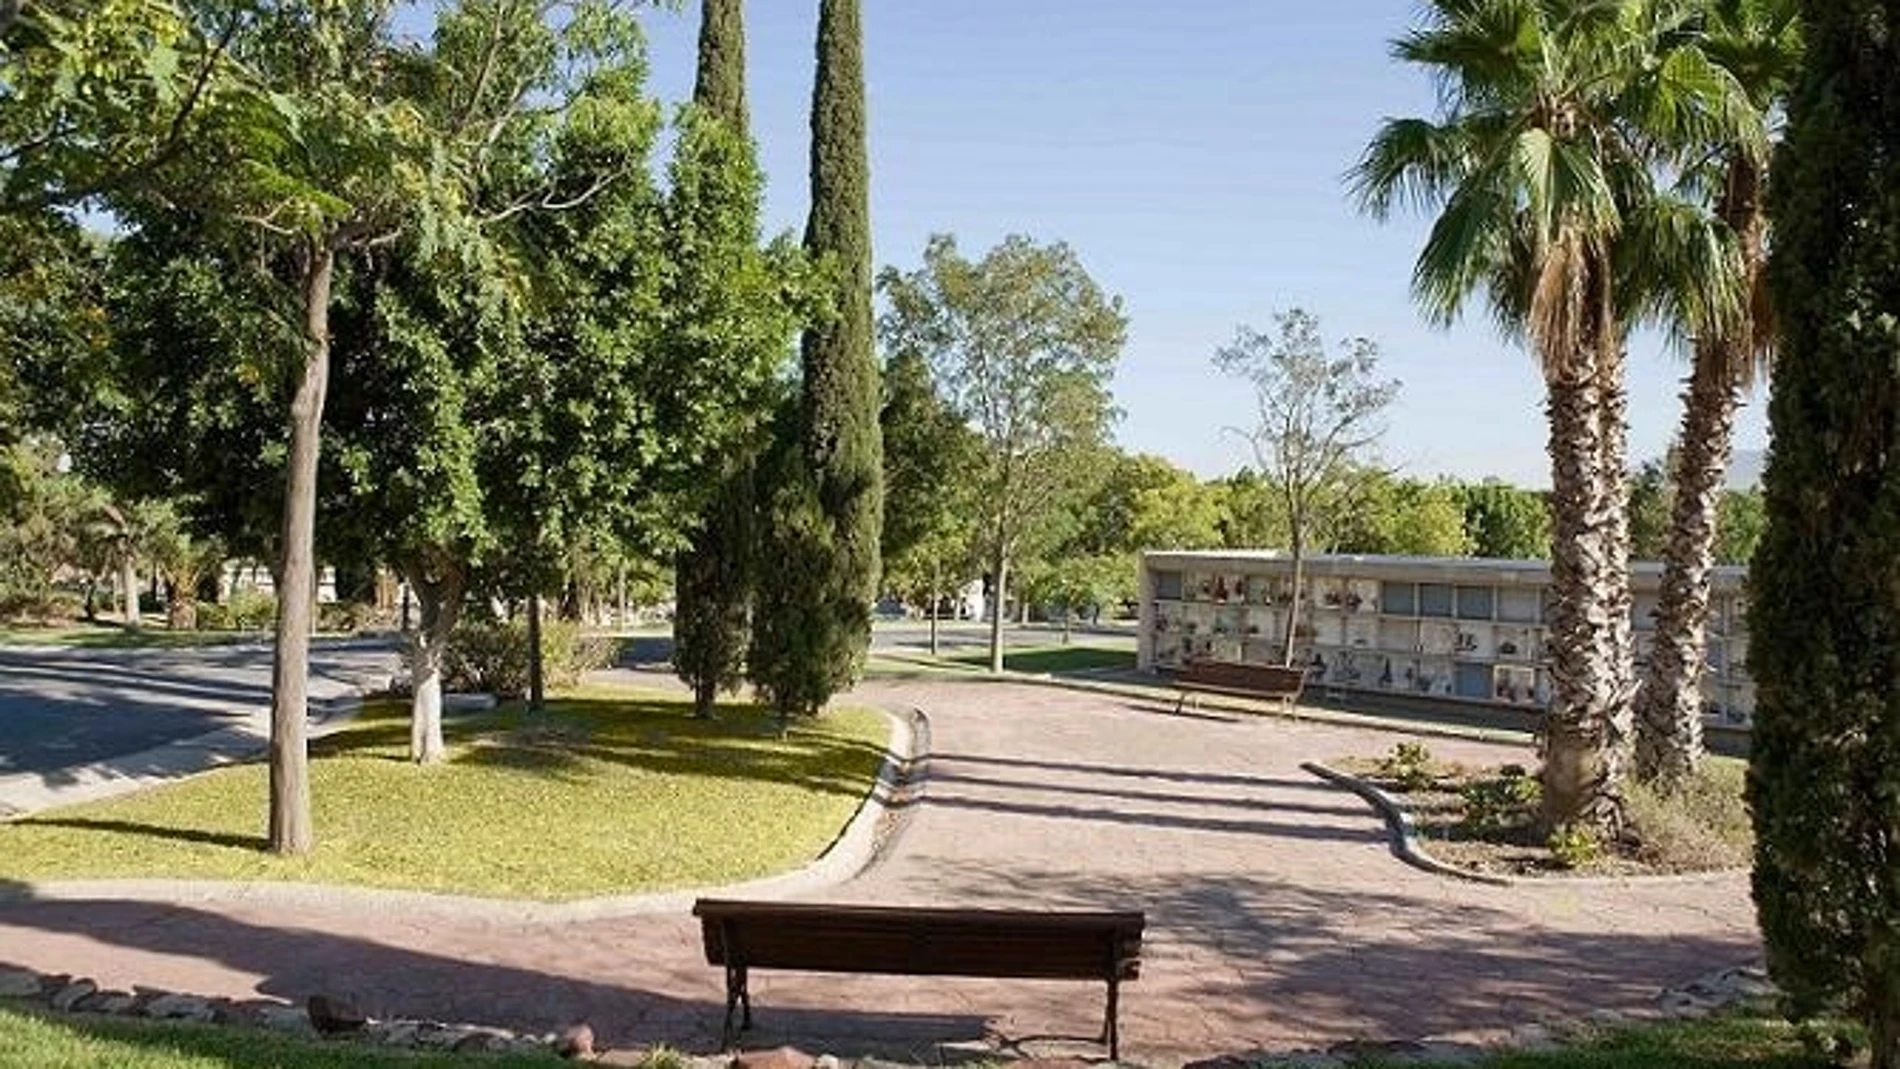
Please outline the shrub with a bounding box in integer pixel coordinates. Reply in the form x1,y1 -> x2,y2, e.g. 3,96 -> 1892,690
443,617 -> 614,698
316,600 -> 381,635
193,601 -> 230,631
1460,764 -> 1540,836
225,588 -> 277,630
1623,761 -> 1751,872
1377,741 -> 1438,791
1546,823 -> 1602,869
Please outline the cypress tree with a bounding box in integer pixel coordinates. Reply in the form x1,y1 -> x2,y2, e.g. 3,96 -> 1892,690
771,0 -> 882,704
1749,2 -> 1900,1063
671,0 -> 767,717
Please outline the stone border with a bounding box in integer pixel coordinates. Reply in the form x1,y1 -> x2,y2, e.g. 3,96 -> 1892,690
1303,761 -> 1748,889
1302,760 -> 1515,887
0,966 -> 592,1059
0,704 -> 921,921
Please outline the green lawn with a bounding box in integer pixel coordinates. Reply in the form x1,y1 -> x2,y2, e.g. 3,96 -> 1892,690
0,625 -> 261,649
0,1002 -> 1847,1069
948,643 -> 1135,674
0,685 -> 889,899
0,1004 -> 570,1068
1360,1012 -> 1840,1068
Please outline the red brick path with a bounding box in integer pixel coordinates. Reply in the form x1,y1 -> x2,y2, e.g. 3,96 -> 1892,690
0,678 -> 1756,1065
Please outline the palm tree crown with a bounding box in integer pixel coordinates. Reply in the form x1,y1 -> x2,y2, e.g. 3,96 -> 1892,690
1350,0 -> 1759,833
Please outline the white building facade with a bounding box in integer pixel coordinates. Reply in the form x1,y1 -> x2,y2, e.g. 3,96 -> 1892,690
1137,551 -> 1755,727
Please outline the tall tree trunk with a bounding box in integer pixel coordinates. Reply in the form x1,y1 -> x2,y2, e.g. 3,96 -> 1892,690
120,553 -> 141,626
989,544 -> 1007,673
406,558 -> 466,765
928,557 -> 940,658
268,243 -> 333,857
527,589 -> 546,712
1635,339 -> 1740,788
1540,328 -> 1631,838
1280,527 -> 1305,667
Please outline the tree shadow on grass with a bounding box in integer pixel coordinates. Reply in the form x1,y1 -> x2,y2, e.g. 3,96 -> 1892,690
11,817 -> 266,851
379,696 -> 898,800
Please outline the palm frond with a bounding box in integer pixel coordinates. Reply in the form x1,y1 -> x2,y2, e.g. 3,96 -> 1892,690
1349,117 -> 1477,221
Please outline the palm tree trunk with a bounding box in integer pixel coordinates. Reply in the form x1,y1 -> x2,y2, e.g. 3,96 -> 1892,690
268,242 -> 333,857
1540,338 -> 1632,837
1635,339 -> 1739,788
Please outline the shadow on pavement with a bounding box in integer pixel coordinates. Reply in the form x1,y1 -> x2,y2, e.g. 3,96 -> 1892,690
0,892 -> 989,1060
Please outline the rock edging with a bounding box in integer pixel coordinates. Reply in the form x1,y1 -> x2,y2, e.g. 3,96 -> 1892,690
0,967 -> 589,1058
1301,760 -> 1514,887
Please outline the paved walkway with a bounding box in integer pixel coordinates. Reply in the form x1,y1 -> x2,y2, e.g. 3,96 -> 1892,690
0,677 -> 1757,1066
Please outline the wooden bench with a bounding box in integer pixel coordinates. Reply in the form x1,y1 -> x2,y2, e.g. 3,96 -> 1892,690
1171,659 -> 1306,714
691,899 -> 1145,1058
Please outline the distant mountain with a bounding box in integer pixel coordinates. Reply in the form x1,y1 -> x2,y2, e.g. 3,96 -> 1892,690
1728,449 -> 1764,489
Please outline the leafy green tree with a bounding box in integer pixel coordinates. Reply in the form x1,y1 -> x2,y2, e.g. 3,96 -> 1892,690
1212,468 -> 1290,550
763,0 -> 883,710
1714,487 -> 1763,565
1214,308 -> 1398,665
0,0 -> 238,213
325,244 -> 503,761
0,437 -> 91,613
1627,459 -> 1673,562
747,400 -> 852,719
671,0 -> 801,718
1749,2 -> 1900,1060
1075,453 -> 1223,556
1635,0 -> 1799,790
879,346 -> 980,655
1021,552 -> 1131,642
1455,480 -> 1550,560
1331,471 -> 1470,557
878,233 -> 1127,673
1353,0 -> 1750,835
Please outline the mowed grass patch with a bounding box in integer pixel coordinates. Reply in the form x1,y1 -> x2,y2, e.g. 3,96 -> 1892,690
0,625 -> 259,649
1362,1011 -> 1840,1068
0,1004 -> 567,1068
0,685 -> 889,899
949,644 -> 1135,674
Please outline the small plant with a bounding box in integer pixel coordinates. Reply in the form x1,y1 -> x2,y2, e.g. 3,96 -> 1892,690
635,1045 -> 690,1069
1547,822 -> 1603,869
1378,741 -> 1438,791
1460,765 -> 1540,835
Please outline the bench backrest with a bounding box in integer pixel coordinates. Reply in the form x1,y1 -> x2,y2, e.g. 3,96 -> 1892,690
692,899 -> 1144,982
1177,660 -> 1305,693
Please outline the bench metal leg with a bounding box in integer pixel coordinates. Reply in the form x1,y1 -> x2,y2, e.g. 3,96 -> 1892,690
1102,977 -> 1120,1061
722,964 -> 751,1049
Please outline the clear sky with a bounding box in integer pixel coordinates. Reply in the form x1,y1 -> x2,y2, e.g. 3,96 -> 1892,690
634,1 -> 1769,487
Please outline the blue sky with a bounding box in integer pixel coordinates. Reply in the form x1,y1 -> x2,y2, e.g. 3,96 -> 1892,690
637,2 -> 1768,486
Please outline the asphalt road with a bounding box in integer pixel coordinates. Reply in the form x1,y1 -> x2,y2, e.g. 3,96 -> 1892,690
0,639 -> 400,778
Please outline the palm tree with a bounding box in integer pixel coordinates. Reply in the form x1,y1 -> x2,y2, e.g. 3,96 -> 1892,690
1352,0 -> 1753,835
1632,0 -> 1799,791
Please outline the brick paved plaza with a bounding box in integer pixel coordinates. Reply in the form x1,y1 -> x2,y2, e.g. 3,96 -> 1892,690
0,677 -> 1756,1065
